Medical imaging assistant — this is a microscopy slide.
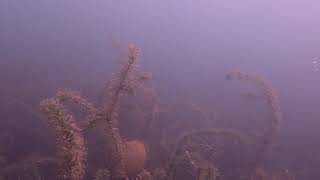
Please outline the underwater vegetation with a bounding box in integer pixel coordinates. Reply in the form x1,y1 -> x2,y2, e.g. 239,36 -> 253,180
226,70 -> 283,180
0,43 -> 294,180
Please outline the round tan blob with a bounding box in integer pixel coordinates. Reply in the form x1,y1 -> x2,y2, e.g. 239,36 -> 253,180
123,140 -> 147,177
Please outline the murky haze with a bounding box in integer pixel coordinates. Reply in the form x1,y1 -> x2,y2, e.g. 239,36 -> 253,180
1,0 -> 320,179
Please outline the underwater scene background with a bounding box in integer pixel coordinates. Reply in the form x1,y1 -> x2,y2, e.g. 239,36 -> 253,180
1,1 -> 320,179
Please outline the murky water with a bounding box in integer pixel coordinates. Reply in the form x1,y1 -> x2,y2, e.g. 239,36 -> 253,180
0,1 -> 319,179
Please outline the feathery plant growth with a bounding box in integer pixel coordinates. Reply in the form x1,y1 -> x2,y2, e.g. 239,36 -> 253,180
40,98 -> 87,180
226,70 -> 283,178
164,128 -> 244,180
40,44 -> 151,180
37,43 -> 285,180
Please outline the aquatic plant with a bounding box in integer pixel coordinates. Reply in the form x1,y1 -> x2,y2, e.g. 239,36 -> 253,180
40,44 -> 151,180
22,43 -> 288,180
162,128 -> 245,180
40,98 -> 87,180
93,169 -> 110,180
0,155 -> 58,180
150,168 -> 167,180
133,169 -> 151,180
175,128 -> 245,154
226,70 -> 283,178
97,44 -> 150,179
198,166 -> 220,180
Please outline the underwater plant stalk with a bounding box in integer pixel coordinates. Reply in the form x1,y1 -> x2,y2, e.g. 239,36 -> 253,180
226,70 -> 283,177
40,98 -> 87,180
